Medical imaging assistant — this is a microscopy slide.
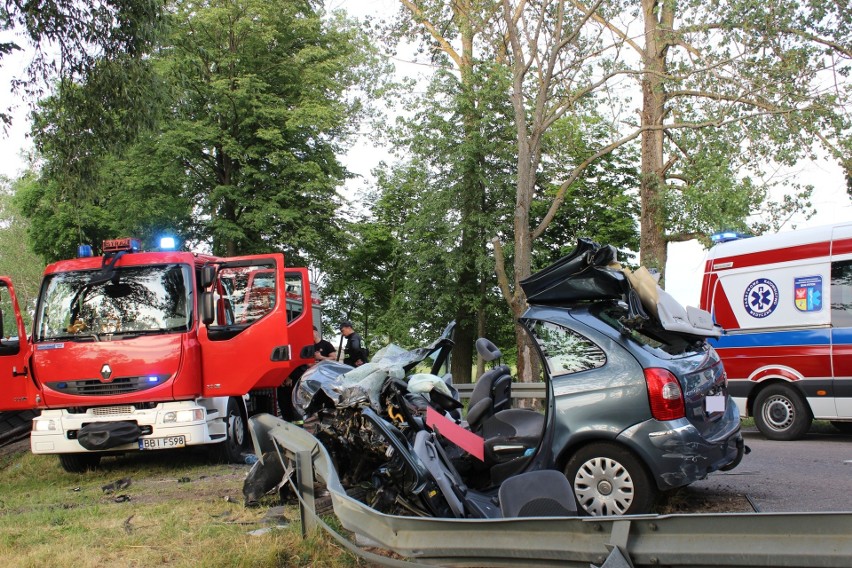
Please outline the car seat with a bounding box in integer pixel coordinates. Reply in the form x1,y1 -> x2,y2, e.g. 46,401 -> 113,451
498,469 -> 577,517
479,407 -> 546,484
466,338 -> 513,432
462,340 -> 546,485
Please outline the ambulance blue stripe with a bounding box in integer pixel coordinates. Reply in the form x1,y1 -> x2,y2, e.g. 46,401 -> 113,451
833,327 -> 852,341
710,329 -> 832,349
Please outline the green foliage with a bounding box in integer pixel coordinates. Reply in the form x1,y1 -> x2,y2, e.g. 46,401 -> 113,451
151,0 -> 364,259
650,0 -> 850,240
0,176 -> 44,324
532,114 -> 640,270
334,53 -> 641,362
320,63 -> 519,354
21,0 -> 383,266
0,0 -> 164,125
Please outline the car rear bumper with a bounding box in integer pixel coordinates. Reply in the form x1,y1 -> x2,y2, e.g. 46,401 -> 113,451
620,401 -> 743,491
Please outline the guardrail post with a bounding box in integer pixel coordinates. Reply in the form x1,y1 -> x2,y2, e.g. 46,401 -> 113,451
296,449 -> 316,537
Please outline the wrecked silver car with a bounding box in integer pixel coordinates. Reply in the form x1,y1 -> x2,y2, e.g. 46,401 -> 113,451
248,239 -> 744,517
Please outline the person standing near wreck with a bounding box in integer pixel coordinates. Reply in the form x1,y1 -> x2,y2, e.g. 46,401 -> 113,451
340,320 -> 367,367
313,326 -> 337,362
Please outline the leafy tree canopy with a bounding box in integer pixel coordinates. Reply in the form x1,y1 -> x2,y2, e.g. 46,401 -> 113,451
0,0 -> 164,126
19,0 -> 385,267
0,175 -> 44,324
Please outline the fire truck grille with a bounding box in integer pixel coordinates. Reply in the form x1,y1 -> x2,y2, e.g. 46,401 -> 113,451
45,375 -> 167,396
91,406 -> 135,416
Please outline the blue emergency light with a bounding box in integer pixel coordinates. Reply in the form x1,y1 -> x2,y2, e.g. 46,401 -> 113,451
710,231 -> 751,244
77,244 -> 94,258
158,236 -> 177,250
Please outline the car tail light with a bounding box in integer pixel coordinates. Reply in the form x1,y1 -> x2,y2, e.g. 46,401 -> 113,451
644,368 -> 685,421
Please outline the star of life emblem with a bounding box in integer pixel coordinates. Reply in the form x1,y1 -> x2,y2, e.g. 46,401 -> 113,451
743,278 -> 779,318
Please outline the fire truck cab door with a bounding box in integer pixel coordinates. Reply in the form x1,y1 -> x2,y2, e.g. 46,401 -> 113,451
278,268 -> 317,386
0,278 -> 37,410
199,254 -> 295,397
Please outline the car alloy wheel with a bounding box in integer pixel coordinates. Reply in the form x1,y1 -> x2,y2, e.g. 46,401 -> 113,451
564,442 -> 657,516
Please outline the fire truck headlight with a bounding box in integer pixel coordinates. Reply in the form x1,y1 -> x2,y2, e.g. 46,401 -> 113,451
163,409 -> 204,423
34,419 -> 57,432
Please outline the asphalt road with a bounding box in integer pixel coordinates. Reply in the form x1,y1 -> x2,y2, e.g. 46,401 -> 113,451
685,424 -> 852,513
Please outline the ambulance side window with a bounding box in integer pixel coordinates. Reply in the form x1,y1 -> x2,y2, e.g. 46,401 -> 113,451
831,260 -> 852,327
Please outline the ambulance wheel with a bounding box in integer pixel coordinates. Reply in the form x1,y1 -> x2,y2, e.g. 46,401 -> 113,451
58,453 -> 101,473
216,397 -> 248,463
753,384 -> 811,441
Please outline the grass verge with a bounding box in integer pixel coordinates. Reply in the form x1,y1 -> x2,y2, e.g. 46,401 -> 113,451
0,444 -> 367,568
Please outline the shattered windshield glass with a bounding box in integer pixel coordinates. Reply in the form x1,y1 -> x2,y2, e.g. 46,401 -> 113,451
35,264 -> 193,341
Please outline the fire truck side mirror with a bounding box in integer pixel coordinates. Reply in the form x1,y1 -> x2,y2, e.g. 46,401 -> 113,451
201,292 -> 215,325
200,266 -> 216,289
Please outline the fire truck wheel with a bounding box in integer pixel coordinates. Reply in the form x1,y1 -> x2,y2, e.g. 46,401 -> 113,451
753,384 -> 812,441
217,397 -> 248,464
58,453 -> 101,473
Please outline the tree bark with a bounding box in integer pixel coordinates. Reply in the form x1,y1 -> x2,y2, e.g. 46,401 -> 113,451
449,0 -> 483,385
639,0 -> 674,275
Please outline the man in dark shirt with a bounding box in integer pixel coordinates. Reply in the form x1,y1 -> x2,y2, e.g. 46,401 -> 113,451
340,320 -> 367,366
312,326 -> 337,362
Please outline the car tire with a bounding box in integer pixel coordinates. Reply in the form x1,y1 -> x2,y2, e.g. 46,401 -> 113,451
215,397 -> 248,463
753,384 -> 811,441
563,442 -> 657,516
58,453 -> 101,473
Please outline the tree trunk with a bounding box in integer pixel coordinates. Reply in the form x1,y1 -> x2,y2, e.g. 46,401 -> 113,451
449,2 -> 482,385
639,0 -> 672,275
476,292 -> 486,379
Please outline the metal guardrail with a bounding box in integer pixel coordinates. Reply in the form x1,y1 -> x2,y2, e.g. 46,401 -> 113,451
248,413 -> 852,568
453,382 -> 546,400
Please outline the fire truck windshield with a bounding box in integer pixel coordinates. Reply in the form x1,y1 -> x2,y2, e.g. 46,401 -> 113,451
35,264 -> 193,341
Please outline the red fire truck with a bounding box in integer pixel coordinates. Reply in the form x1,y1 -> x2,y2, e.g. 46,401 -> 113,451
0,237 -> 318,471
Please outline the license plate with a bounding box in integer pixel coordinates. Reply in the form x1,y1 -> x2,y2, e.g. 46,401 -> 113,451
705,394 -> 726,413
139,435 -> 186,450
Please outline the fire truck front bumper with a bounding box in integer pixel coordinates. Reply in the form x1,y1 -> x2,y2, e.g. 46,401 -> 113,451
30,401 -> 224,454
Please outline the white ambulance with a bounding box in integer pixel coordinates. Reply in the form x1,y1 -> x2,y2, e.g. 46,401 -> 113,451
700,222 -> 852,440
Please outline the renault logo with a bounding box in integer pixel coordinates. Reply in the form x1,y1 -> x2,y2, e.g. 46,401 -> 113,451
101,364 -> 113,382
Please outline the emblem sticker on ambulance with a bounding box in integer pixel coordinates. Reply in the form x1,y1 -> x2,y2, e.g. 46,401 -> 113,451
794,276 -> 822,312
744,278 -> 779,318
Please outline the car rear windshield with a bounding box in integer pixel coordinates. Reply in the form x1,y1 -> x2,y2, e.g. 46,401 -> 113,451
591,303 -> 709,358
